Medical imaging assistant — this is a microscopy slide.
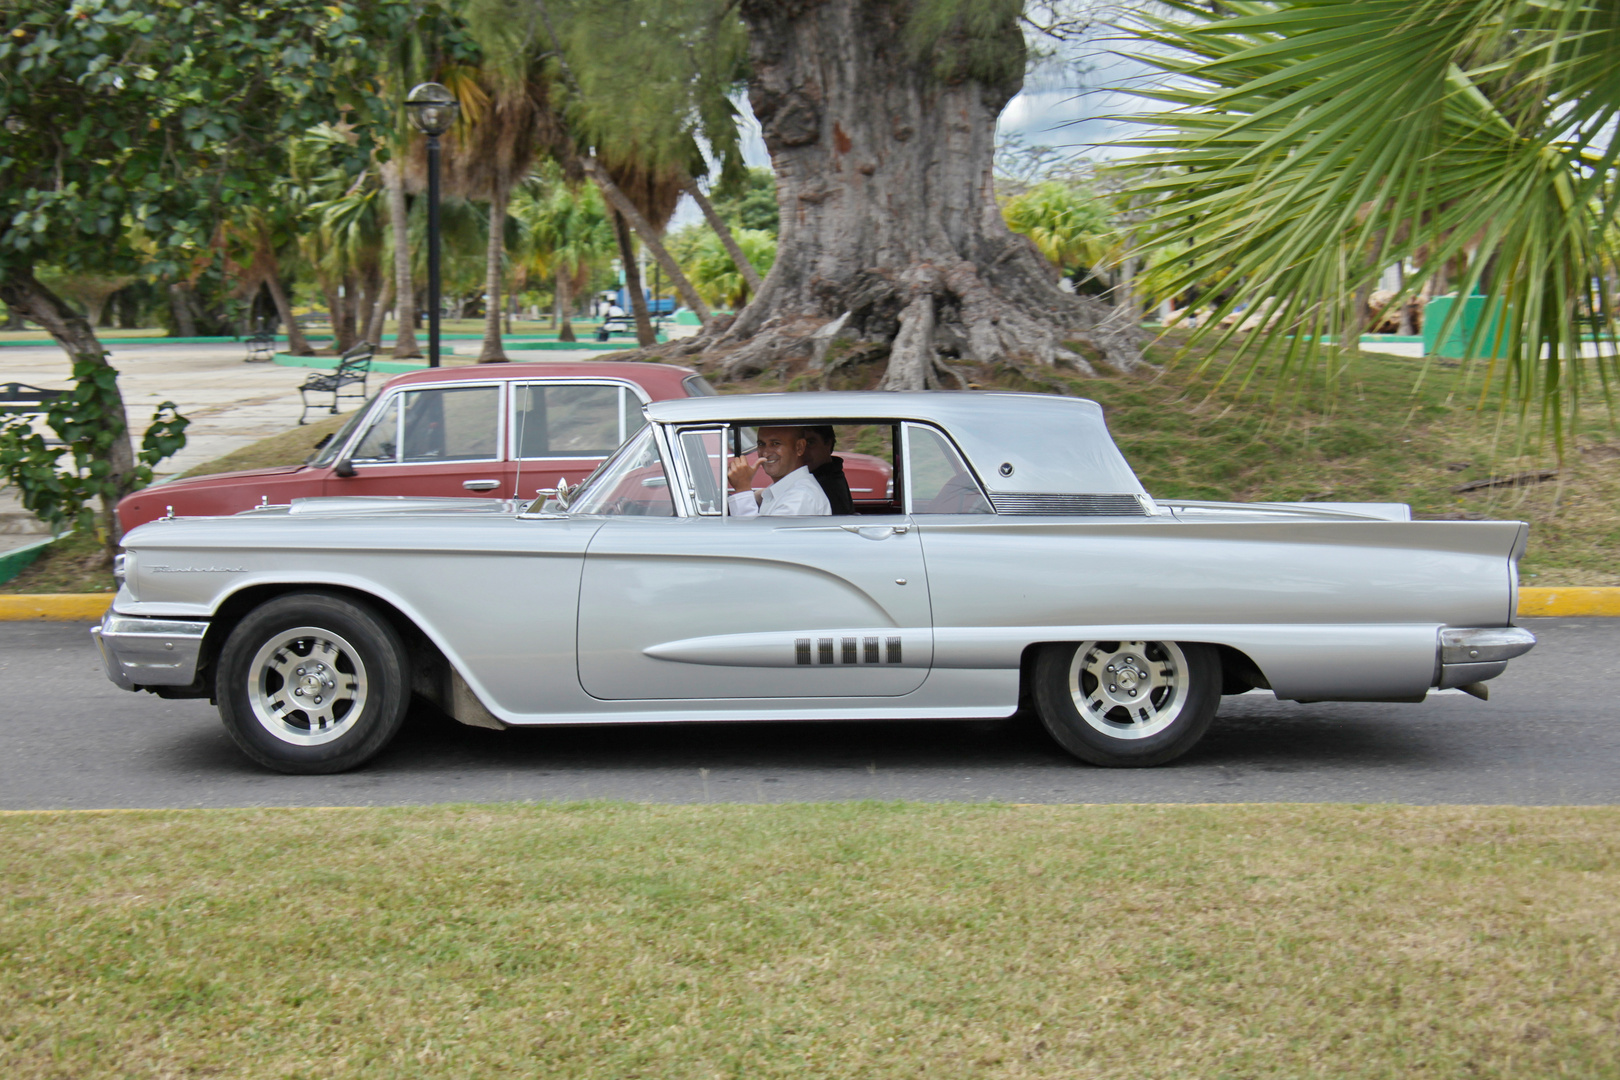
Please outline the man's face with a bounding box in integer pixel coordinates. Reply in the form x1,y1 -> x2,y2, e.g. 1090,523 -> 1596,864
801,430 -> 833,470
755,427 -> 807,480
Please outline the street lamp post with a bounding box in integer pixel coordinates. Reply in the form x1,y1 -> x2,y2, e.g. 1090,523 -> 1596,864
404,83 -> 459,369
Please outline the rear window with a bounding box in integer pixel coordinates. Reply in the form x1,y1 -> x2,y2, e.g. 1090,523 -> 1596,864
681,375 -> 719,397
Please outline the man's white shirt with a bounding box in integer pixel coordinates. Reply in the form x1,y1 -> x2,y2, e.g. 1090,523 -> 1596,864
728,465 -> 832,517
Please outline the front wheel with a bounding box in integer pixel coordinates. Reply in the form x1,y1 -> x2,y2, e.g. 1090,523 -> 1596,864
216,592 -> 410,774
1032,640 -> 1220,767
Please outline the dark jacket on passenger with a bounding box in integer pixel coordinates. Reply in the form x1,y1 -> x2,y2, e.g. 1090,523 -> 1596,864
811,456 -> 855,514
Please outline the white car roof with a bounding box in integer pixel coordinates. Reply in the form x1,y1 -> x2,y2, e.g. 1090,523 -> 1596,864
646,391 -> 1146,496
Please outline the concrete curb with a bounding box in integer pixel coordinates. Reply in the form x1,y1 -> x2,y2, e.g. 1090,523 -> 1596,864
0,534 -> 60,586
3,586 -> 1618,622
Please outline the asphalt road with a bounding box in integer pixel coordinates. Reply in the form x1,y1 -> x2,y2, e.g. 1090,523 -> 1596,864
2,617 -> 1614,809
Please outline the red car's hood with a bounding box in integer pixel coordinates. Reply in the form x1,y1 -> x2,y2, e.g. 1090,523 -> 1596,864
148,464 -> 310,490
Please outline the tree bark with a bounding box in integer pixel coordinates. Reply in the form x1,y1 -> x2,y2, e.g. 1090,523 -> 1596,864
556,269 -> 576,342
383,160 -> 422,358
479,179 -> 510,362
168,283 -> 199,338
694,0 -> 1145,385
585,156 -> 712,326
365,273 -> 394,347
263,272 -> 313,356
612,209 -> 658,346
683,176 -> 764,296
0,265 -> 137,549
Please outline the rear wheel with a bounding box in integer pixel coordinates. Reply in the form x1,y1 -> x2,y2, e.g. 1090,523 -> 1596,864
1033,640 -> 1220,767
216,593 -> 409,774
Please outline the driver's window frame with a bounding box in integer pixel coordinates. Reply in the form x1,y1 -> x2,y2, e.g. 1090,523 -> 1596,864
670,423 -> 730,517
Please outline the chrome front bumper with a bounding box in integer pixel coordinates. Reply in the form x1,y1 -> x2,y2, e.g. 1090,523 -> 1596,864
91,612 -> 210,691
1435,626 -> 1537,690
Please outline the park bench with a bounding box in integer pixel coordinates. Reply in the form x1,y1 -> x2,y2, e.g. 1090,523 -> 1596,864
298,342 -> 373,425
244,328 -> 277,363
0,382 -> 68,416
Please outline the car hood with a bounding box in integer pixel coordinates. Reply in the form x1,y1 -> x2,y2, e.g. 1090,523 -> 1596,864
148,464 -> 310,490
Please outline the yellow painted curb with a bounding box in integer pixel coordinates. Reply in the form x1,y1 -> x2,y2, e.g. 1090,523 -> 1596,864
0,594 -> 113,621
1518,586 -> 1620,617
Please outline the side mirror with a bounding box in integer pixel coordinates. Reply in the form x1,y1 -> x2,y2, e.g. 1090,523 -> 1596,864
333,458 -> 357,478
535,477 -> 572,508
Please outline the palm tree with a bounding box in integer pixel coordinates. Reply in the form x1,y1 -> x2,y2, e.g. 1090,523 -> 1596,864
511,173 -> 616,342
1122,0 -> 1620,441
1001,181 -> 1115,287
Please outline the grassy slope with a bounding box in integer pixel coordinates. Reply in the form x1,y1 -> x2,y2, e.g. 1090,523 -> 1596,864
6,331 -> 1615,592
2,804 -> 1616,1079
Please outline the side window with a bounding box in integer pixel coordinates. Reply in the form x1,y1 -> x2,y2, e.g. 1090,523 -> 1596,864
513,384 -> 646,458
906,424 -> 993,514
401,386 -> 500,463
350,395 -> 400,462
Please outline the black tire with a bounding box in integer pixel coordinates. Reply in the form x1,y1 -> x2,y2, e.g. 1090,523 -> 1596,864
1032,640 -> 1221,767
215,592 -> 410,774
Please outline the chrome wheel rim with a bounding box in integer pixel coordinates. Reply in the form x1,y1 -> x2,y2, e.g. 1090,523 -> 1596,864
1068,640 -> 1189,740
247,627 -> 368,746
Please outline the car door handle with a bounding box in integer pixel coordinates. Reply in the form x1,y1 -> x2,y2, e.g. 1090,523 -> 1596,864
839,524 -> 909,539
462,479 -> 500,492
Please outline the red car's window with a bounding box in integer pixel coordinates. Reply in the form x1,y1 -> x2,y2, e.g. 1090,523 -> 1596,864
401,386 -> 500,463
513,384 -> 641,458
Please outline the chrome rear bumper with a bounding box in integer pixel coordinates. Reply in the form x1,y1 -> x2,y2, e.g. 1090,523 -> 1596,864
1435,626 -> 1537,690
92,612 -> 210,691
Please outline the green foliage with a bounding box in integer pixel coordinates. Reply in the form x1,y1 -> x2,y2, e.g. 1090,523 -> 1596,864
1121,0 -> 1620,443
1001,180 -> 1113,273
511,172 -> 617,285
905,0 -> 1027,85
0,0 -> 427,282
0,356 -> 188,535
668,223 -> 777,307
710,167 -> 779,235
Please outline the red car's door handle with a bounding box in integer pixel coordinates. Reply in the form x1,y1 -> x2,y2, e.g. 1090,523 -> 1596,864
462,479 -> 501,492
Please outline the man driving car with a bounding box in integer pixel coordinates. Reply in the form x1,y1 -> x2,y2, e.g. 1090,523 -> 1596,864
727,426 -> 832,516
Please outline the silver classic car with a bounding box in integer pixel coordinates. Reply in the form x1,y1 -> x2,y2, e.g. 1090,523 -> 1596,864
93,391 -> 1536,773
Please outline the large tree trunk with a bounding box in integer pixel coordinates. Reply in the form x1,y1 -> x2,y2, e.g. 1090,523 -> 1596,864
697,0 -> 1145,385
383,160 -> 422,359
612,209 -> 658,346
264,272 -> 314,356
479,180 -> 510,363
0,265 -> 137,553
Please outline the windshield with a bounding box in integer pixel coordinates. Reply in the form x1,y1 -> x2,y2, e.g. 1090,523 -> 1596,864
565,426 -> 675,517
306,396 -> 377,467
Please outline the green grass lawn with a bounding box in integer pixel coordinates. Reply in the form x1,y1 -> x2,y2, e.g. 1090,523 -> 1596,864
1,803 -> 1615,1079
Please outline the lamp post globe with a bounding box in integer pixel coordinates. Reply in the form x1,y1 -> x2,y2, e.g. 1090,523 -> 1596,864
404,83 -> 458,367
404,82 -> 458,136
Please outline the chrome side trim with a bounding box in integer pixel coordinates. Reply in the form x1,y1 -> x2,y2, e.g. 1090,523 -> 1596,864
92,613 -> 210,689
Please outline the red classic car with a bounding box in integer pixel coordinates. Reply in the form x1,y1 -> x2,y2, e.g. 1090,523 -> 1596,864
117,361 -> 893,530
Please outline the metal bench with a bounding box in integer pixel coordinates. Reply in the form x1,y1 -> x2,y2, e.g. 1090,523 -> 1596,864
244,329 -> 277,363
298,342 -> 373,425
0,381 -> 68,416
